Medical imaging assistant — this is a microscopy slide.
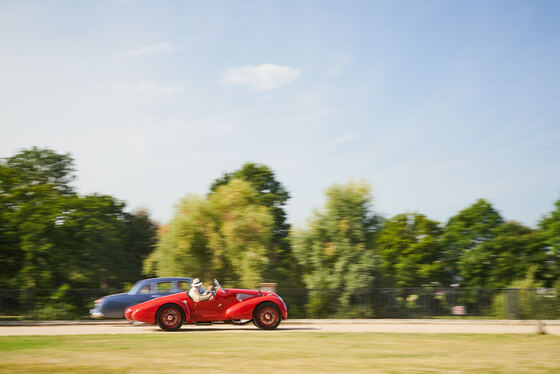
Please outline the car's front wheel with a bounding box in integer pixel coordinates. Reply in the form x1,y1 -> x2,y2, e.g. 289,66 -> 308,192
156,304 -> 184,331
253,302 -> 281,330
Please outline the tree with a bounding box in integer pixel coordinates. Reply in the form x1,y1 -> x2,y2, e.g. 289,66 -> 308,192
0,164 -> 24,287
376,213 -> 447,287
210,163 -> 289,240
458,221 -> 544,288
5,147 -> 75,194
210,163 -> 300,287
291,181 -> 381,316
441,199 -> 504,283
145,179 -> 275,288
49,194 -> 156,291
0,148 -> 157,292
538,198 -> 560,286
120,209 -> 158,283
0,147 -> 75,288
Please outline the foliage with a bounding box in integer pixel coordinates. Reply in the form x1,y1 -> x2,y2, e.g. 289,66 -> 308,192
291,181 -> 381,316
458,221 -> 544,288
3,147 -> 75,195
492,268 -> 560,319
0,148 -> 157,293
441,199 -> 504,283
538,198 -> 560,286
2,146 -> 560,320
145,179 -> 275,288
210,163 -> 290,241
376,213 -> 448,287
209,163 -> 300,287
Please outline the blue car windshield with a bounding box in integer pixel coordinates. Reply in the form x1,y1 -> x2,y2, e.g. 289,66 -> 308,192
128,281 -> 147,295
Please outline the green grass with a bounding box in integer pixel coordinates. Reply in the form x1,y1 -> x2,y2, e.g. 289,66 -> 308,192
1,333 -> 559,373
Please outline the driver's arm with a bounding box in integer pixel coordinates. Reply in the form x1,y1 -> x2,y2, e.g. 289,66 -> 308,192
198,292 -> 214,301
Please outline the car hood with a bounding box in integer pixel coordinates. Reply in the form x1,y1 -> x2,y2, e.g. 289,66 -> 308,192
226,289 -> 277,297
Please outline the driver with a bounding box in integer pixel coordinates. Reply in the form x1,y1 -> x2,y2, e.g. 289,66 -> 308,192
188,278 -> 214,302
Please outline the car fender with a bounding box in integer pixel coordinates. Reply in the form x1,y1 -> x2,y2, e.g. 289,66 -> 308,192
126,293 -> 191,324
225,295 -> 287,320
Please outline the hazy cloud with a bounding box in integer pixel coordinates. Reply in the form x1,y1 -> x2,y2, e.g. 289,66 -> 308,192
121,42 -> 179,57
333,132 -> 359,144
221,64 -> 301,91
115,80 -> 184,95
326,53 -> 351,76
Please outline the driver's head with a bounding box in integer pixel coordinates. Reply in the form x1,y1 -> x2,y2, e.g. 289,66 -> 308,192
192,278 -> 202,288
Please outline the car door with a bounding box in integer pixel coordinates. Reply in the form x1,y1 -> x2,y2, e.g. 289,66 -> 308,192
191,289 -> 233,322
131,283 -> 157,304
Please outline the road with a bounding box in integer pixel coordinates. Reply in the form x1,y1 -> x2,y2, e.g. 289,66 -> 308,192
1,319 -> 559,336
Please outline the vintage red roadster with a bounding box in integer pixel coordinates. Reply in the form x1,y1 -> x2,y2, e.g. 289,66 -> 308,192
125,279 -> 287,331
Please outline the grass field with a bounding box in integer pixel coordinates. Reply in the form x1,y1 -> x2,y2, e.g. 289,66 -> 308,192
1,332 -> 559,373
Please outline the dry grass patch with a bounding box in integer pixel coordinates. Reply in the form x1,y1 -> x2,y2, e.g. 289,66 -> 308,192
0,332 -> 559,373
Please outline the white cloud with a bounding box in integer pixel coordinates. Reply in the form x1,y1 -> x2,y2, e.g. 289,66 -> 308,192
121,42 -> 179,57
115,80 -> 184,95
221,64 -> 301,91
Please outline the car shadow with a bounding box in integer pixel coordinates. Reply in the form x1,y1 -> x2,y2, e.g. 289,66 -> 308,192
153,326 -> 318,332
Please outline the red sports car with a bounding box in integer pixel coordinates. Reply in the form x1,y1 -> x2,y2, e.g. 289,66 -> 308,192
125,279 -> 287,331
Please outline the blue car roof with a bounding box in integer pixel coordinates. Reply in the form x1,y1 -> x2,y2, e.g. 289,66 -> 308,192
128,277 -> 192,294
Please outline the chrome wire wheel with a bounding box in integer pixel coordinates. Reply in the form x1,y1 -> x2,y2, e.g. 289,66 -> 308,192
253,302 -> 281,330
258,307 -> 278,327
161,308 -> 179,328
156,304 -> 184,331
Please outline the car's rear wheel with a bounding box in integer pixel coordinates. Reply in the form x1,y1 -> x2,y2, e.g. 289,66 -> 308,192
156,304 -> 184,331
253,302 -> 281,330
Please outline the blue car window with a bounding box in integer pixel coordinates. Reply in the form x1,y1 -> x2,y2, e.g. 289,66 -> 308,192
139,285 -> 151,294
156,282 -> 172,293
178,281 -> 190,291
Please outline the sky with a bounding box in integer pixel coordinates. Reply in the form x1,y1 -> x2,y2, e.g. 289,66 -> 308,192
1,0 -> 559,228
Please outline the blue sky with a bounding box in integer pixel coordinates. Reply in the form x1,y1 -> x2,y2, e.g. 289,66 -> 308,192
1,0 -> 559,227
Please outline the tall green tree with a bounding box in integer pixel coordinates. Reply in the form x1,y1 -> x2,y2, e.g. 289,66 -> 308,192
210,163 -> 299,287
291,181 -> 381,316
0,164 -> 24,287
0,148 -> 75,288
49,195 -> 156,290
441,199 -> 504,284
0,147 -> 157,291
145,179 -> 275,288
376,213 -> 447,287
458,221 -> 544,288
210,163 -> 289,240
538,198 -> 560,286
5,147 -> 75,194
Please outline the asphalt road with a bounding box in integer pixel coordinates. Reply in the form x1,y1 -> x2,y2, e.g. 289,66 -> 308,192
1,319 -> 559,336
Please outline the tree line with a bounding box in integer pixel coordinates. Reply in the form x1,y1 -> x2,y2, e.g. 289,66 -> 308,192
0,148 -> 156,293
1,148 -> 559,317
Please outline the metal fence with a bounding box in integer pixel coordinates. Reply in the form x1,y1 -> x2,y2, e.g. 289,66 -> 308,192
0,288 -> 108,320
0,287 -> 558,320
277,287 -> 560,319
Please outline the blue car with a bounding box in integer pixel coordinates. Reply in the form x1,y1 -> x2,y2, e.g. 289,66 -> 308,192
89,277 -> 192,319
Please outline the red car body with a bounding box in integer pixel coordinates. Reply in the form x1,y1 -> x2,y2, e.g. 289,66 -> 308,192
125,286 -> 287,331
